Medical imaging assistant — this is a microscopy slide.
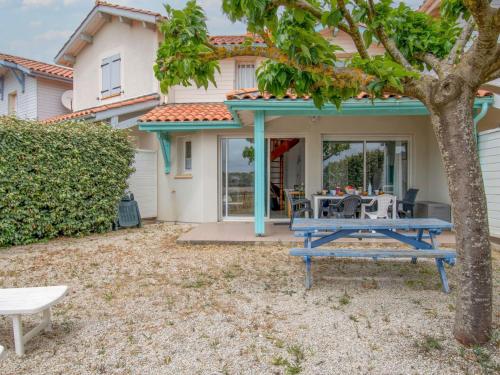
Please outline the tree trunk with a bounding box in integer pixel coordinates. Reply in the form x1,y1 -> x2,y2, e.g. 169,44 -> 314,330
428,84 -> 492,345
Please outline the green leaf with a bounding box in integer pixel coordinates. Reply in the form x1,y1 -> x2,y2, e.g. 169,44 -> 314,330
363,29 -> 373,48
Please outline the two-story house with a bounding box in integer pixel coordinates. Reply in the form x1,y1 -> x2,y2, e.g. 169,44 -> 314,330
0,53 -> 73,120
47,1 -> 498,239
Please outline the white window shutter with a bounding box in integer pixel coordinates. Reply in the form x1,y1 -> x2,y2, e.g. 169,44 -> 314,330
110,54 -> 121,95
101,57 -> 111,97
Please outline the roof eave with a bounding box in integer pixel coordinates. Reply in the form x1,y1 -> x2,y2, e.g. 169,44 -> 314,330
138,120 -> 241,132
54,4 -> 160,67
224,96 -> 494,117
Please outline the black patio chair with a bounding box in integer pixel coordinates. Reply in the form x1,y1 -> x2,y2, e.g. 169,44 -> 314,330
398,188 -> 419,218
284,189 -> 313,229
330,195 -> 362,219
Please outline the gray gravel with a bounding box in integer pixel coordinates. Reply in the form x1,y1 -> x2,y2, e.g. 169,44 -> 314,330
0,223 -> 498,375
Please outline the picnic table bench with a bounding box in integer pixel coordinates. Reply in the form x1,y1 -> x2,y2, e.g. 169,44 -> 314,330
290,218 -> 456,293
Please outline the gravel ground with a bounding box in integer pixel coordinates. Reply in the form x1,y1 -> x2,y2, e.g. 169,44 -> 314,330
0,223 -> 498,375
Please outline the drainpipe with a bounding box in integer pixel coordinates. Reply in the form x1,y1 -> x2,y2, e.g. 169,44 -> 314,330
473,102 -> 489,148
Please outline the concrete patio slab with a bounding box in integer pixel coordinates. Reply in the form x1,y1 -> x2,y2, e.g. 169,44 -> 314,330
176,222 -> 457,246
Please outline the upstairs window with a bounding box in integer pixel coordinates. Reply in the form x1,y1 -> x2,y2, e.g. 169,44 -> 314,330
8,91 -> 17,115
236,62 -> 256,89
101,54 -> 121,98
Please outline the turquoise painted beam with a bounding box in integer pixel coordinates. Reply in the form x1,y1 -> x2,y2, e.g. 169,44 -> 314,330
225,96 -> 493,116
157,132 -> 171,174
254,111 -> 266,236
139,121 -> 241,132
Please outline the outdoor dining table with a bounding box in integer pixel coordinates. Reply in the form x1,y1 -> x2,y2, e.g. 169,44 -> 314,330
289,218 -> 456,292
311,194 -> 397,219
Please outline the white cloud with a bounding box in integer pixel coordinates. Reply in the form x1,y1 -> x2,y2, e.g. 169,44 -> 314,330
22,0 -> 55,7
29,20 -> 43,27
35,29 -> 71,41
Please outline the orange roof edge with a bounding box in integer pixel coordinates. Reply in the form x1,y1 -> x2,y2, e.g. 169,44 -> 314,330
226,88 -> 494,101
0,52 -> 73,80
43,94 -> 160,124
139,103 -> 233,123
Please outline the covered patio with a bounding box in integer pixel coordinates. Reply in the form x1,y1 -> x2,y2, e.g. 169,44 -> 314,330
224,90 -> 494,236
138,90 -> 494,236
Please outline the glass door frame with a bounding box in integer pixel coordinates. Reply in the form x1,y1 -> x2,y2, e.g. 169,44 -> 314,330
218,135 -> 307,222
321,134 -> 413,198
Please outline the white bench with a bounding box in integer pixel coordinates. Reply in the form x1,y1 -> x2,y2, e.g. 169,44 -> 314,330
0,286 -> 68,356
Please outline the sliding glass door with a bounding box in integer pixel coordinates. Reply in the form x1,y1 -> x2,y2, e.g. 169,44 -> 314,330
323,141 -> 364,190
323,139 -> 408,198
221,138 -> 255,218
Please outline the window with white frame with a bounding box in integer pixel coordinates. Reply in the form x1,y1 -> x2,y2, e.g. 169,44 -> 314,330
177,138 -> 192,175
236,62 -> 256,89
101,54 -> 121,98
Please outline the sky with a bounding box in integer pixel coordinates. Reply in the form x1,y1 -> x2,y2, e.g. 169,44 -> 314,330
0,0 -> 423,65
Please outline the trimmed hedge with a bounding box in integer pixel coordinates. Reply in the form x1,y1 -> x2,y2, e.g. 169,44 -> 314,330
0,117 -> 135,247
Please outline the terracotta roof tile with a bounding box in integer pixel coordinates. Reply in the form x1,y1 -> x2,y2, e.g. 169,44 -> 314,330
210,34 -> 265,46
43,94 -> 160,124
0,53 -> 73,80
139,103 -> 233,123
95,1 -> 162,17
226,88 -> 493,101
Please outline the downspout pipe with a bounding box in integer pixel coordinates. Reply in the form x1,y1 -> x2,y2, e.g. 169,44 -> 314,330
473,102 -> 490,149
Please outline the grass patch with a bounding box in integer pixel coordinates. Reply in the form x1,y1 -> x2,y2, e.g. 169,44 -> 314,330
416,335 -> 443,353
271,344 -> 305,374
339,291 -> 351,306
182,273 -> 214,289
404,279 -> 425,289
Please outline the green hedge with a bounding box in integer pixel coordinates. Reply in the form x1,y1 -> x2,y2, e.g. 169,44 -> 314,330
0,117 -> 135,247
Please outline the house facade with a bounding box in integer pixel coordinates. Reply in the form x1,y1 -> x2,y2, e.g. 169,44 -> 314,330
48,1 -> 499,237
0,53 -> 73,120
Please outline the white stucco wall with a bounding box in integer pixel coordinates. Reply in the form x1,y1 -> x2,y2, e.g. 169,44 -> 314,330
36,78 -> 72,120
0,71 -> 37,119
72,17 -> 159,111
154,115 -> 450,223
170,57 -> 265,104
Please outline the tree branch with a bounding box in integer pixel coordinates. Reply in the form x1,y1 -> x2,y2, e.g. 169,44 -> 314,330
464,0 -> 497,30
270,1 -> 354,49
272,0 -> 323,19
366,0 -> 416,72
337,0 -> 370,59
447,18 -> 475,64
485,69 -> 500,82
416,53 -> 446,78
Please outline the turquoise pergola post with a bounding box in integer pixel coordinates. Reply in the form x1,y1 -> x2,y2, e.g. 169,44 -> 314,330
254,111 -> 266,236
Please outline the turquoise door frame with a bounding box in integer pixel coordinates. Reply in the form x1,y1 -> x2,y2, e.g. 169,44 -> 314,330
254,111 -> 266,236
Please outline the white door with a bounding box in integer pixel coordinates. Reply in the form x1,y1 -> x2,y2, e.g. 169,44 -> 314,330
479,129 -> 500,238
128,150 -> 157,218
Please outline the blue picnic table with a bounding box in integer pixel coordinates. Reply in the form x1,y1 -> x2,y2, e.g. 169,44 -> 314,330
290,218 -> 456,293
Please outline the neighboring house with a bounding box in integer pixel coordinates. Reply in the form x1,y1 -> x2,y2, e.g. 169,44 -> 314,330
0,53 -> 73,120
47,1 -> 498,239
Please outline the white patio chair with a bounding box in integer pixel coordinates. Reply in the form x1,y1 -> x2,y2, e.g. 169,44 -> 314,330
361,195 -> 397,219
0,286 -> 68,356
0,344 -> 4,359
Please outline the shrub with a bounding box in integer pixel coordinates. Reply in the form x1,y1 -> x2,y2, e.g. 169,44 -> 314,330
0,117 -> 135,247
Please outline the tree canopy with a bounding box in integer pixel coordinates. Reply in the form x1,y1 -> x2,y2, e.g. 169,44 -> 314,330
155,0 -> 500,108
